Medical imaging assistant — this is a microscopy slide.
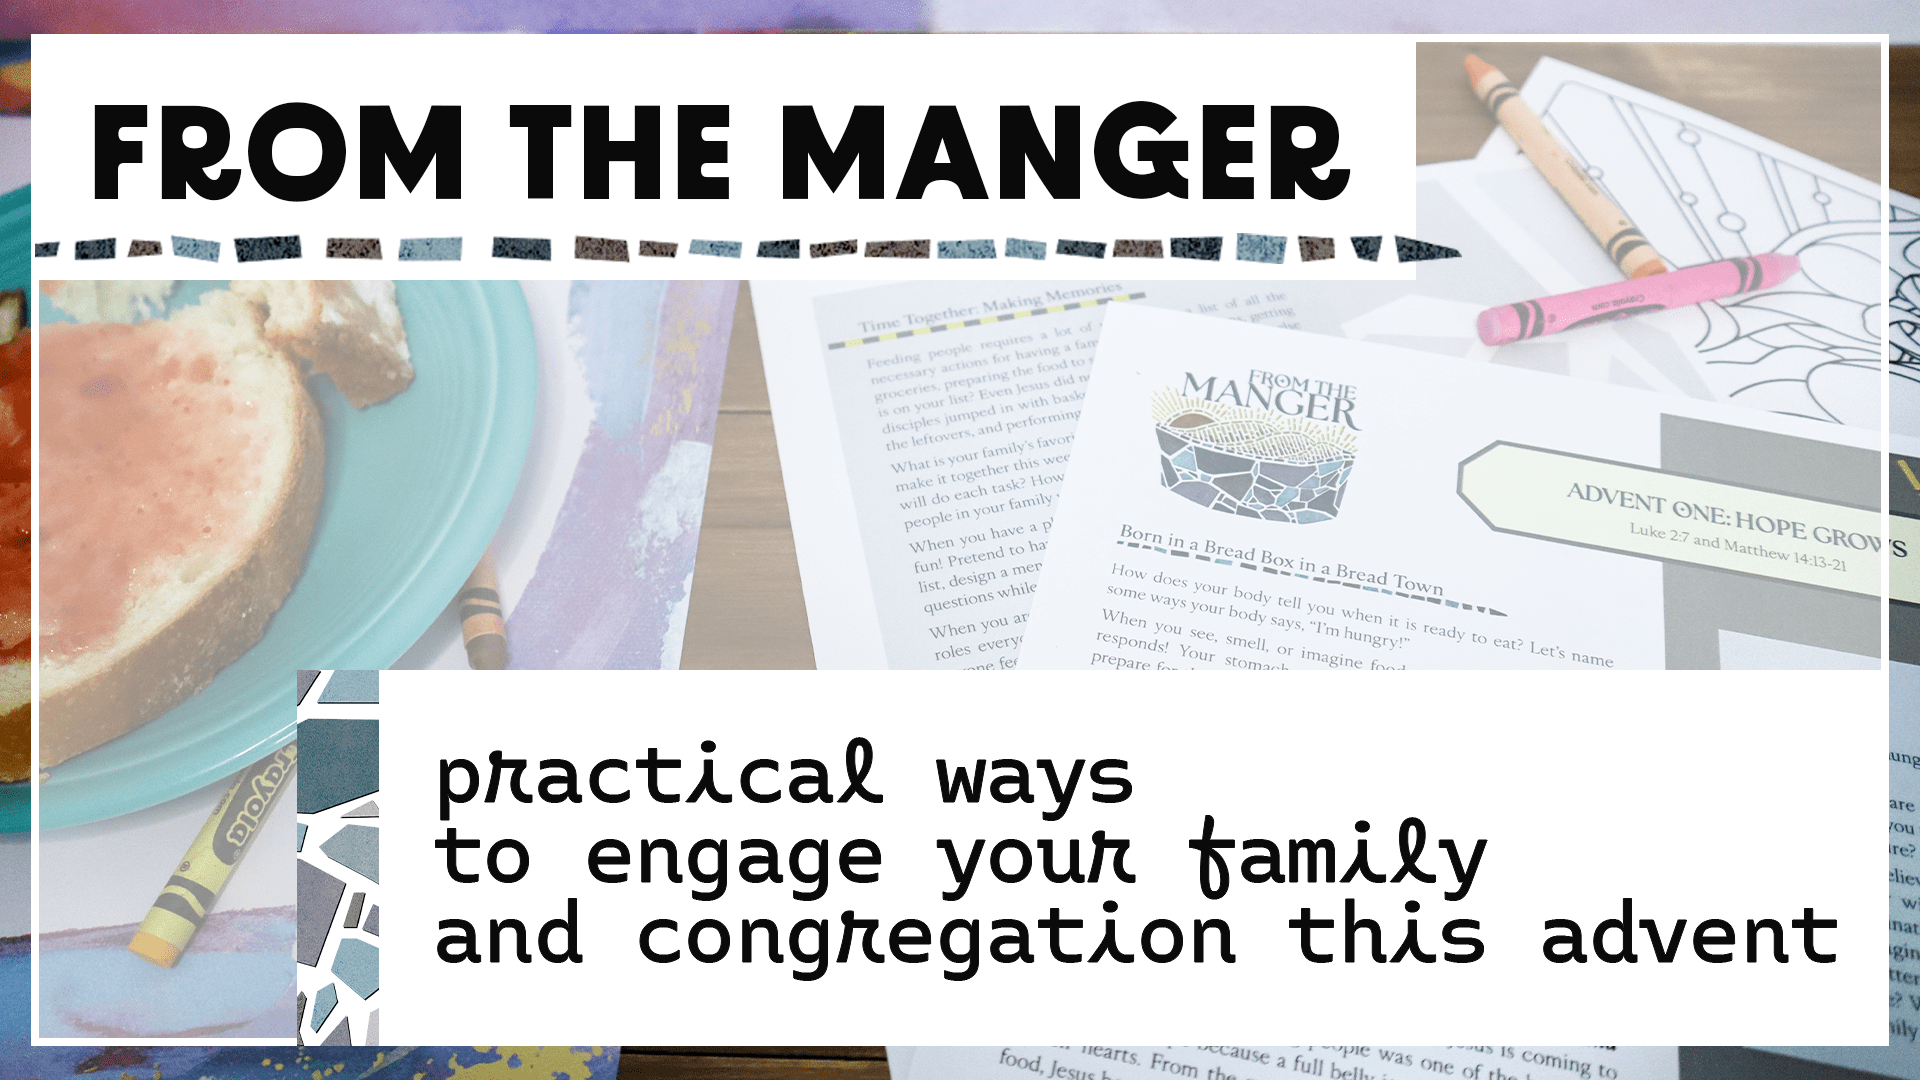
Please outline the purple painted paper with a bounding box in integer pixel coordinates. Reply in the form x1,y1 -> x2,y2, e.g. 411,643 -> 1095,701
508,280 -> 735,668
2,1 -> 921,33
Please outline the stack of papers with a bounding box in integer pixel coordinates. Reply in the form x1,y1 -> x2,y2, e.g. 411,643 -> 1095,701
754,54 -> 1908,1080
757,56 -> 1899,677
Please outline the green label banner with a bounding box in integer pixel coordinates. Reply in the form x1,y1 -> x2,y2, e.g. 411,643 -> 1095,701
1459,442 -> 1881,598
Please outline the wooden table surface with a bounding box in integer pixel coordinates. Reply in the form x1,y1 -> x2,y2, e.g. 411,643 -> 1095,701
620,1048 -> 890,1080
1416,42 -> 1886,183
679,285 -> 818,670
681,44 -> 1917,677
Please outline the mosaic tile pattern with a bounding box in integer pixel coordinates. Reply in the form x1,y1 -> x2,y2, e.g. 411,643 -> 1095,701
234,235 -> 300,261
493,236 -> 551,260
937,239 -> 996,259
172,235 -> 222,261
316,669 -> 377,703
398,236 -> 462,261
32,231 -> 1455,268
295,860 -> 344,966
1171,236 -> 1222,261
1395,235 -> 1461,261
332,938 -> 379,1000
1151,392 -> 1356,524
325,237 -> 381,259
865,238 -> 930,258
1236,232 -> 1287,264
319,824 -> 379,883
1006,237 -> 1047,260
309,983 -> 337,1032
295,718 -> 378,812
576,236 -> 628,261
296,672 -> 383,1046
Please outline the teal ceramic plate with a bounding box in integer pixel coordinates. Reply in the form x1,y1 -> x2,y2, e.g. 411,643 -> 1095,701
10,276 -> 536,831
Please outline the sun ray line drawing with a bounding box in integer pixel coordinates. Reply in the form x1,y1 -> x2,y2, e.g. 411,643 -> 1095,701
1527,70 -> 1887,429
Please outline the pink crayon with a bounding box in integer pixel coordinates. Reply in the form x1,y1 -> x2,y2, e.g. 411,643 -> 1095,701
1476,253 -> 1801,346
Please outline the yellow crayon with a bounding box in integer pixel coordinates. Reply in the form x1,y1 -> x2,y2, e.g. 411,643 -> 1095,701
129,743 -> 298,968
1466,54 -> 1669,280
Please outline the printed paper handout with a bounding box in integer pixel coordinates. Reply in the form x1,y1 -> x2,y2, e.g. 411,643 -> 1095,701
1017,303 -> 1879,671
755,148 -> 1895,672
893,1046 -> 1679,1080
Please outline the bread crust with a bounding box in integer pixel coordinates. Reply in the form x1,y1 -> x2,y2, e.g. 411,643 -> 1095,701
0,700 -> 26,782
36,390 -> 326,770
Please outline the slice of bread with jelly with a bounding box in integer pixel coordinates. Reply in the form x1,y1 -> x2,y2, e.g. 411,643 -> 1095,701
38,288 -> 324,770
232,280 -> 414,407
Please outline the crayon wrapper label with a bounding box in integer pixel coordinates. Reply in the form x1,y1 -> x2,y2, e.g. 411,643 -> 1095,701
212,744 -> 297,865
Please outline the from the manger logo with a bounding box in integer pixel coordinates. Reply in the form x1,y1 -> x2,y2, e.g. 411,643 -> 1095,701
1151,370 -> 1360,524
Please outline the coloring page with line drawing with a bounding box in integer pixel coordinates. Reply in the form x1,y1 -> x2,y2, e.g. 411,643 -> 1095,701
1475,56 -> 1885,431
1893,189 -> 1920,435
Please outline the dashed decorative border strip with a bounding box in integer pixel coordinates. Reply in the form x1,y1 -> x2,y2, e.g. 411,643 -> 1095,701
826,290 -> 1146,350
1117,538 -> 1509,616
236,234 -> 301,262
28,233 -> 1461,266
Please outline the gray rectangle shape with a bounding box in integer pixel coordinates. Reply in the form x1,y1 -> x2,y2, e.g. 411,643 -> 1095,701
1005,238 -> 1046,260
172,235 -> 222,262
937,239 -> 996,259
866,239 -> 931,258
1236,232 -> 1287,264
492,236 -> 552,260
1170,236 -> 1222,261
398,236 -> 462,261
235,235 -> 302,262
